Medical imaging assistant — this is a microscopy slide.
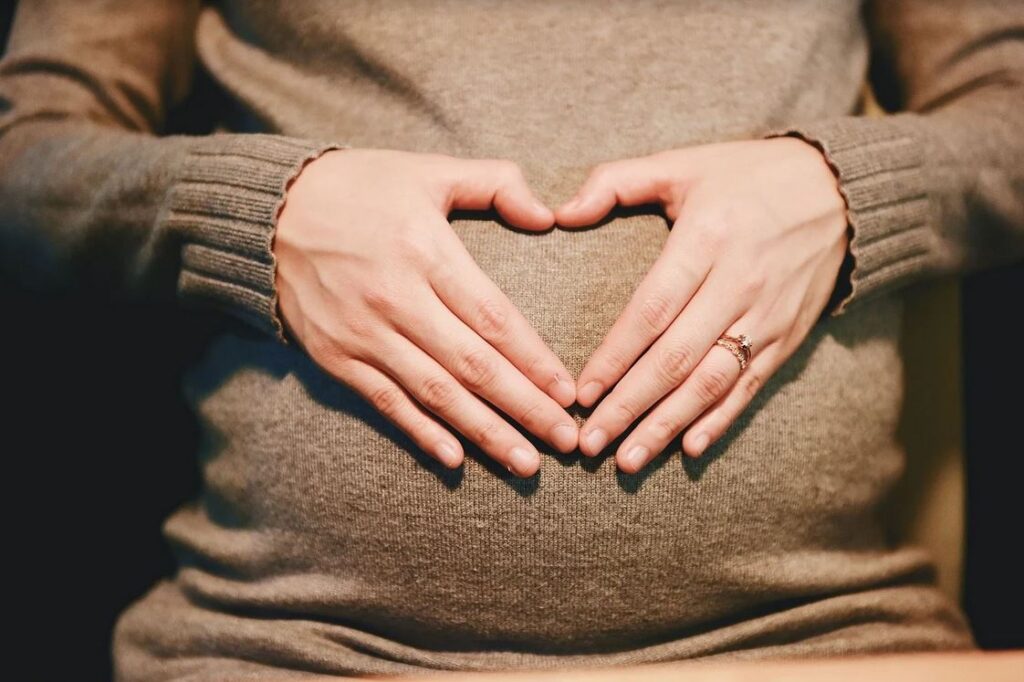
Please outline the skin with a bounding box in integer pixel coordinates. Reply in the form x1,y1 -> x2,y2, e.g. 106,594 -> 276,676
276,138 -> 848,478
555,137 -> 849,473
274,149 -> 578,477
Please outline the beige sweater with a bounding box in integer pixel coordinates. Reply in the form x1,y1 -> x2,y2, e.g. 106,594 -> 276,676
1,1 -> 1022,680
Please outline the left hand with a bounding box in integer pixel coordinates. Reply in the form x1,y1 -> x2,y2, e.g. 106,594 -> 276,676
555,137 -> 849,473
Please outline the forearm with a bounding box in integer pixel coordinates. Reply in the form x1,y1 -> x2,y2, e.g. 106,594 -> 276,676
0,0 -> 342,340
0,118 -> 338,340
769,92 -> 1024,315
765,0 -> 1024,315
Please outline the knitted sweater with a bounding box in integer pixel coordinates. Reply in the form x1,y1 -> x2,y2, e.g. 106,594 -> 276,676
1,1 -> 1022,680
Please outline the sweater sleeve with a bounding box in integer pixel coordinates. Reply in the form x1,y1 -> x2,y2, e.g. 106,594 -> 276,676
764,0 -> 1024,316
0,0 -> 343,342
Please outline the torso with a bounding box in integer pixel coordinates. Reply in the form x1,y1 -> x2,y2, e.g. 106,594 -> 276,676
114,2 -> 975,677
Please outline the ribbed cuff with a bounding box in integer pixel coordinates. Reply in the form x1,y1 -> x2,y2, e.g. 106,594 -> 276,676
764,115 -> 933,316
164,134 -> 344,343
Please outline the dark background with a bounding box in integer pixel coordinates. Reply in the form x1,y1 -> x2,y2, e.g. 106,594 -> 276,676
2,3 -> 1021,680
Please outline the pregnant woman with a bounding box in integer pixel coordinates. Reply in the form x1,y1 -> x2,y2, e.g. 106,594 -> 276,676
1,1 -> 1022,679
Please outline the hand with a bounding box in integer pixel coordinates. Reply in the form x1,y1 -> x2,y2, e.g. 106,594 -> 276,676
555,137 -> 849,473
274,149 -> 578,477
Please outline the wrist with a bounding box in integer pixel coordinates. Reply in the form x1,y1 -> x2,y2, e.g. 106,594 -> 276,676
770,133 -> 855,318
271,146 -> 350,344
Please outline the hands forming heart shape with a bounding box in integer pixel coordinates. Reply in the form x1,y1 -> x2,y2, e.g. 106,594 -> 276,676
274,138 -> 849,478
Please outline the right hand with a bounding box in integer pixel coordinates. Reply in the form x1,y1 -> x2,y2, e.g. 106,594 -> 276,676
273,149 -> 578,477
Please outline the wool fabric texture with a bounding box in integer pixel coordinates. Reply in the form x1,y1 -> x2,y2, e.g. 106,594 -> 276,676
1,1 -> 1022,680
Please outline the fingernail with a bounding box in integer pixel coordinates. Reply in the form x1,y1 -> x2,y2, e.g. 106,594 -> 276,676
508,446 -> 538,476
437,441 -> 461,468
578,380 -> 603,406
550,422 -> 578,453
692,432 -> 710,457
584,427 -> 608,455
622,444 -> 649,471
547,375 -> 576,406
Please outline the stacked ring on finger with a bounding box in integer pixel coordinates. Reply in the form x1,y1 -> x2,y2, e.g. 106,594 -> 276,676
715,333 -> 752,371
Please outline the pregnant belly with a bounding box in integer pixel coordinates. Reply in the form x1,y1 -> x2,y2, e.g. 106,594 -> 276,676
166,209 -> 914,652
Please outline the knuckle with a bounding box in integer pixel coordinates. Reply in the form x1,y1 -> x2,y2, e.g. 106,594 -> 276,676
670,253 -> 706,284
654,343 -> 696,386
517,401 -> 545,429
306,326 -> 352,366
585,169 -> 614,195
589,162 -> 613,184
522,353 -> 546,379
647,416 -> 680,442
368,385 -> 404,418
611,396 -> 640,424
606,391 -> 638,421
495,159 -> 522,182
471,420 -> 501,450
427,258 -> 454,286
419,375 -> 459,412
303,331 -> 336,364
693,368 -> 733,404
362,283 -> 401,316
475,298 -> 510,338
601,344 -> 634,376
702,223 -> 730,251
662,181 -> 687,214
453,345 -> 496,391
637,293 -> 675,332
406,416 -> 436,446
396,229 -> 440,266
690,211 -> 730,252
741,371 -> 763,400
736,266 -> 766,299
342,313 -> 376,343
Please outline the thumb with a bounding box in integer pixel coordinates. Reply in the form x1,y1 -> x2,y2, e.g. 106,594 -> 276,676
555,156 -> 674,228
443,158 -> 554,231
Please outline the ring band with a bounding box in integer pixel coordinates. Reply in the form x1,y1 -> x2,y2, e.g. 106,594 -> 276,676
716,333 -> 752,371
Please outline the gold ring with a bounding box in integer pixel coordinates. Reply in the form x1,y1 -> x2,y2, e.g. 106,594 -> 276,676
715,333 -> 752,371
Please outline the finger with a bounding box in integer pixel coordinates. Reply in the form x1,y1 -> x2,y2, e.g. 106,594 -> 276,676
576,226 -> 712,407
372,330 -> 543,477
615,341 -> 743,473
442,157 -> 554,230
394,292 -> 578,453
330,357 -> 465,469
578,269 -> 745,457
682,341 -> 785,458
555,155 -> 679,228
429,230 -> 576,407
